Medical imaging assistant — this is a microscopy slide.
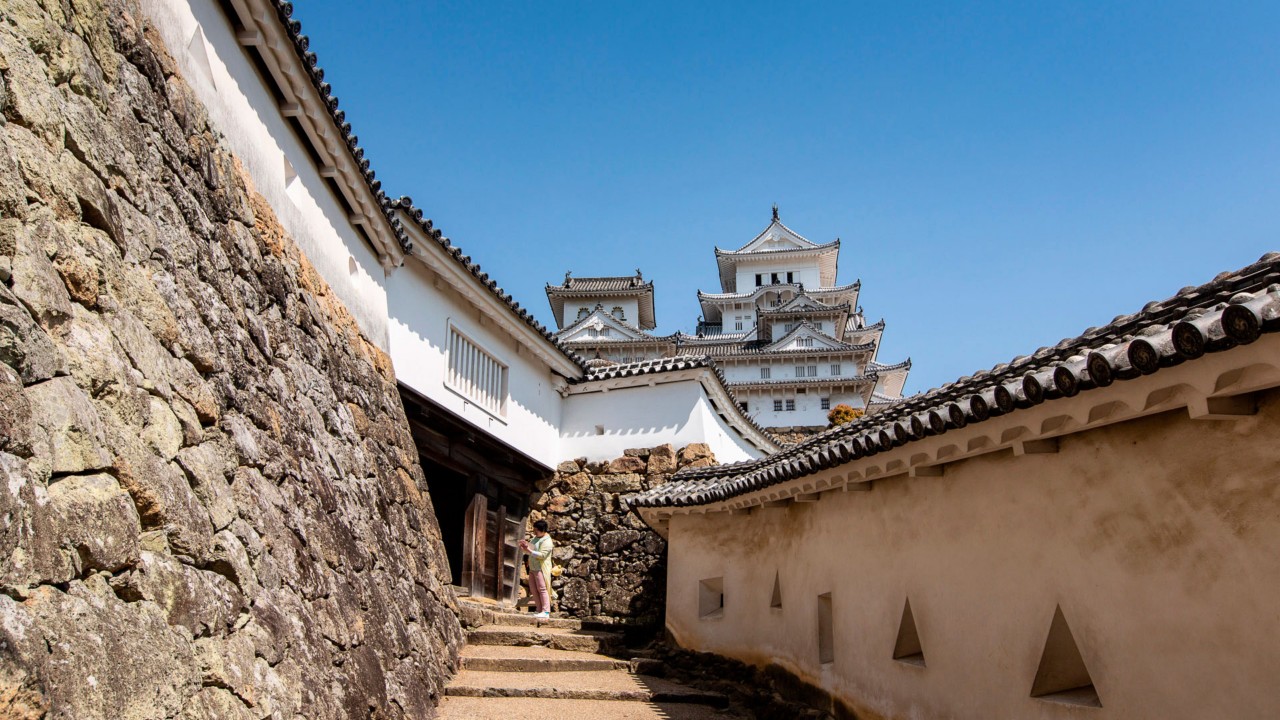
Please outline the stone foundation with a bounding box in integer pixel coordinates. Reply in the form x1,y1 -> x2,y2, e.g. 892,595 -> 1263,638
527,444 -> 715,626
0,2 -> 462,716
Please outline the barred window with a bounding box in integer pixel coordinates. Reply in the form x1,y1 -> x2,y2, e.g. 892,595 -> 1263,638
785,399 -> 796,411
446,325 -> 508,417
831,364 -> 841,376
821,398 -> 831,410
761,367 -> 771,379
773,399 -> 783,412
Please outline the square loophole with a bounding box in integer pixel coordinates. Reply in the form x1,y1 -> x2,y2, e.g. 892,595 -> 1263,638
699,577 -> 724,619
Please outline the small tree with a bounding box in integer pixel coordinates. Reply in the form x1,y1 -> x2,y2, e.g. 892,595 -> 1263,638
827,403 -> 864,428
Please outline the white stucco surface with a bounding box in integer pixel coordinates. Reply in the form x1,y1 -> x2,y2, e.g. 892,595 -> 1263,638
141,0 -> 391,348
562,381 -> 763,463
388,260 -> 565,468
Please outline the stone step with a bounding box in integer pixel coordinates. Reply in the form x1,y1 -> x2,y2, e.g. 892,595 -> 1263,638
461,644 -> 630,672
487,612 -> 584,630
444,669 -> 729,706
457,598 -> 584,629
438,696 -> 744,719
466,624 -> 623,653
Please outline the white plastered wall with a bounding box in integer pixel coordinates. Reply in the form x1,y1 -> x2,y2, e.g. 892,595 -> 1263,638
734,260 -> 821,294
388,260 -> 564,468
562,381 -> 762,463
563,299 -> 640,327
140,0 -> 391,348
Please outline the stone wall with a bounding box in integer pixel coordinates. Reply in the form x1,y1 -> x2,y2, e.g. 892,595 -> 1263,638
529,443 -> 715,626
0,2 -> 462,717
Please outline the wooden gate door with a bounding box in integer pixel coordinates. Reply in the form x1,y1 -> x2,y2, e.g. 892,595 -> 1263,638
461,481 -> 527,603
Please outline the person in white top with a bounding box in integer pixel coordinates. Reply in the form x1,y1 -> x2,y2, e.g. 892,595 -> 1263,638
519,520 -> 553,619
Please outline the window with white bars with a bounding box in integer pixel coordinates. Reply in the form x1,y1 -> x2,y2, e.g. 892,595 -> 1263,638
831,363 -> 841,376
795,365 -> 818,378
761,367 -> 771,379
446,324 -> 508,418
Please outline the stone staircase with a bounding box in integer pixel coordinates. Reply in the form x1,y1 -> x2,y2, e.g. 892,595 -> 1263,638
440,603 -> 743,719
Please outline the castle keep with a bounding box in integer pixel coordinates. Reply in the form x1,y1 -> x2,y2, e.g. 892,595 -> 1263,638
548,208 -> 911,432
1,0 -> 1278,718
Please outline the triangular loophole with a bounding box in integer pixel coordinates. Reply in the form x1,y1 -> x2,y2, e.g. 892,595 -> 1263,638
770,571 -> 783,609
892,598 -> 925,667
1031,605 -> 1101,707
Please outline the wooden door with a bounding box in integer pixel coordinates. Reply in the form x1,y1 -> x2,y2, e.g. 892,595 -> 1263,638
461,481 -> 527,603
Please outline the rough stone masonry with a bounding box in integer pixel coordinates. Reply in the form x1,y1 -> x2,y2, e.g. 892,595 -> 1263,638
0,1 -> 463,717
530,443 -> 716,627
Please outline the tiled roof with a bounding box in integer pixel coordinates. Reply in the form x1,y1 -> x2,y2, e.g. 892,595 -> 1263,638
630,252 -> 1280,508
698,282 -> 861,302
760,302 -> 851,317
727,375 -> 878,390
546,273 -> 657,330
845,318 -> 886,336
716,239 -> 841,257
393,200 -> 588,368
868,359 -> 912,374
556,307 -> 660,341
702,342 -> 877,359
547,274 -> 652,294
257,2 -> 588,372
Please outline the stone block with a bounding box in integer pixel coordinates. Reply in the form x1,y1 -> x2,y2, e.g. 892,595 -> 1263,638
599,528 -> 642,554
24,376 -> 111,474
607,455 -> 646,474
547,495 -> 576,513
47,472 -> 140,574
677,443 -> 714,467
646,443 -> 677,474
556,460 -> 580,473
110,551 -> 245,638
176,439 -> 237,532
595,473 -> 644,493
623,447 -> 651,458
561,471 -> 593,496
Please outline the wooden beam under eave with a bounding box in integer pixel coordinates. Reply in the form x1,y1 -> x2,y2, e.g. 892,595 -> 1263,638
794,493 -> 820,503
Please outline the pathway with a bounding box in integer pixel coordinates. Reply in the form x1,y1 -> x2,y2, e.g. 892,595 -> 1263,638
439,603 -> 745,719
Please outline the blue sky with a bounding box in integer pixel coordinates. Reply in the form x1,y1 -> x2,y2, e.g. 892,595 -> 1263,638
295,1 -> 1279,394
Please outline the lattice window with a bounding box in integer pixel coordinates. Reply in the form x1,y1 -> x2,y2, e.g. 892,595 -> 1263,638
761,367 -> 771,379
821,397 -> 831,410
773,399 -> 783,412
785,399 -> 796,411
831,363 -> 841,376
446,325 -> 508,417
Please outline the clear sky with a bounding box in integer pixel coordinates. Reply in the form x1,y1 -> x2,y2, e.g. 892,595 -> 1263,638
295,1 -> 1279,394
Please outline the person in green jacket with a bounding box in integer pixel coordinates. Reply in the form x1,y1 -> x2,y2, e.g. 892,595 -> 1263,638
519,520 -> 553,619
